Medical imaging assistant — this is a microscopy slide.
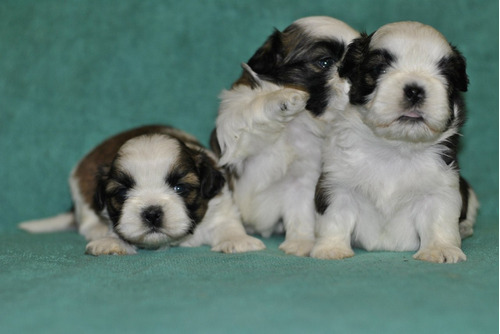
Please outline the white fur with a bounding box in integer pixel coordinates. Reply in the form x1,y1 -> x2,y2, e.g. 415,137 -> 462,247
311,22 -> 477,263
215,17 -> 359,256
20,132 -> 265,255
218,83 -> 322,256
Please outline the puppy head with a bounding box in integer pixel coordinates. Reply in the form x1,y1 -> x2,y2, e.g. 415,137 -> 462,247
94,134 -> 225,249
339,21 -> 468,143
236,16 -> 359,116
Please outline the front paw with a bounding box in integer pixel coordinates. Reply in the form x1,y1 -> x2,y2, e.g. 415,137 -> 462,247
413,246 -> 466,263
267,88 -> 308,122
310,243 -> 355,260
212,235 -> 266,254
279,238 -> 315,257
85,237 -> 137,256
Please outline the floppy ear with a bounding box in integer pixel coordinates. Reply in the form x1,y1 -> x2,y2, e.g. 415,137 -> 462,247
240,63 -> 264,88
247,29 -> 284,76
93,165 -> 110,212
442,46 -> 469,92
196,153 -> 226,199
338,33 -> 369,81
338,33 -> 374,105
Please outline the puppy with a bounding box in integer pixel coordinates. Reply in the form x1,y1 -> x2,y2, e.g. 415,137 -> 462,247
211,16 -> 359,256
312,22 -> 479,263
19,125 -> 265,255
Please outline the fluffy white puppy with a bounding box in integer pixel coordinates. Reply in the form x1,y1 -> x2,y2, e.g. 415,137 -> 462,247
211,17 -> 359,256
19,125 -> 265,255
312,22 -> 478,263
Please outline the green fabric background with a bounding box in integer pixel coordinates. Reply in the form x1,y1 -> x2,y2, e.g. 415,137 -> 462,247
1,1 -> 498,333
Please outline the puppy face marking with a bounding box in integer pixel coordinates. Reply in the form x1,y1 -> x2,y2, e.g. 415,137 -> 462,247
96,135 -> 222,249
341,22 -> 468,143
242,16 -> 360,116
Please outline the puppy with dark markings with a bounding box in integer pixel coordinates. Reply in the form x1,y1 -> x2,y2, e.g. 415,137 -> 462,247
20,125 -> 265,255
312,22 -> 478,263
211,16 -> 359,256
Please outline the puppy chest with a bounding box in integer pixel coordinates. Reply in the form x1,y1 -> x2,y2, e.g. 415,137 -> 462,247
337,146 -> 453,212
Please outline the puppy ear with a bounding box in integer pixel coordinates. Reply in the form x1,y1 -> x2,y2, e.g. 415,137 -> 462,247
441,46 -> 469,92
338,33 -> 370,80
247,29 -> 284,76
93,165 -> 110,212
338,33 -> 373,105
196,152 -> 226,199
240,63 -> 263,88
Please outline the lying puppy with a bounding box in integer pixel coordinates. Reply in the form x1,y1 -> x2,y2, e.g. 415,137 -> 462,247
312,22 -> 479,263
19,125 -> 265,255
211,16 -> 359,256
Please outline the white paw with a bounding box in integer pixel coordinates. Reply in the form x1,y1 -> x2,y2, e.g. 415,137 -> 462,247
279,238 -> 315,257
268,88 -> 308,122
310,243 -> 355,260
85,237 -> 137,256
212,235 -> 266,254
413,246 -> 466,263
459,220 -> 474,239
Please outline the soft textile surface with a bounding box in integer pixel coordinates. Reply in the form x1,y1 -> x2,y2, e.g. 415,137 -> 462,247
1,1 -> 497,333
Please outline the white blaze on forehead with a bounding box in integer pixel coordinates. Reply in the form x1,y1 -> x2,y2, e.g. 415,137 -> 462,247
293,16 -> 360,42
116,135 -> 180,185
370,21 -> 452,64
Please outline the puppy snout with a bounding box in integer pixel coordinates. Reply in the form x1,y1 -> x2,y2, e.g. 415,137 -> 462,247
404,84 -> 425,105
141,205 -> 164,228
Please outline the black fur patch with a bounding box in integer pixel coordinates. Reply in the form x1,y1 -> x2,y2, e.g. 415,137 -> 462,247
170,142 -> 226,232
314,172 -> 330,215
94,165 -> 136,227
338,33 -> 396,105
438,49 -> 469,131
458,176 -> 471,223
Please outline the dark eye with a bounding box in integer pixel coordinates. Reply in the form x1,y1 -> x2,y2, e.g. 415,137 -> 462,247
316,57 -> 334,69
371,64 -> 387,77
112,187 -> 128,203
174,184 -> 190,197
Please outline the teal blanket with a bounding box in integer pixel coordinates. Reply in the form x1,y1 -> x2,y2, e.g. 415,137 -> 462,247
1,1 -> 497,333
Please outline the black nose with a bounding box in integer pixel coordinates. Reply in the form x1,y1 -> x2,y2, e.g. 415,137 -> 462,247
141,205 -> 164,228
404,84 -> 425,105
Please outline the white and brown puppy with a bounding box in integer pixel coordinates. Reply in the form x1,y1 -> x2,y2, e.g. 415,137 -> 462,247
211,17 -> 359,256
19,125 -> 265,255
312,22 -> 478,263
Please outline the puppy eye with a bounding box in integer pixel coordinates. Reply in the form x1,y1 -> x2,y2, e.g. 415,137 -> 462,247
112,188 -> 128,203
174,184 -> 190,197
371,64 -> 387,76
316,57 -> 334,69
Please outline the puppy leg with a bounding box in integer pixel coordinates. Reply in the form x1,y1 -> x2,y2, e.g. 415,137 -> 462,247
310,192 -> 356,260
73,192 -> 136,255
262,88 -> 309,124
184,186 -> 265,253
279,187 -> 316,257
75,202 -> 110,242
413,194 -> 466,263
217,87 -> 308,165
459,187 -> 479,239
85,235 -> 137,256
77,205 -> 137,255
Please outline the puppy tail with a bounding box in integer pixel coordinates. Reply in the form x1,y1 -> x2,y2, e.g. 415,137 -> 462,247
459,187 -> 479,239
19,212 -> 76,233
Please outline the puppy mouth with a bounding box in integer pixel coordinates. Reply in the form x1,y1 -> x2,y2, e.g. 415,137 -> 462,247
397,110 -> 424,123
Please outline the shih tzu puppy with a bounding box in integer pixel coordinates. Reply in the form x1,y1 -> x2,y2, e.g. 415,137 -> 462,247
19,125 -> 265,255
211,16 -> 359,256
312,22 -> 478,263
